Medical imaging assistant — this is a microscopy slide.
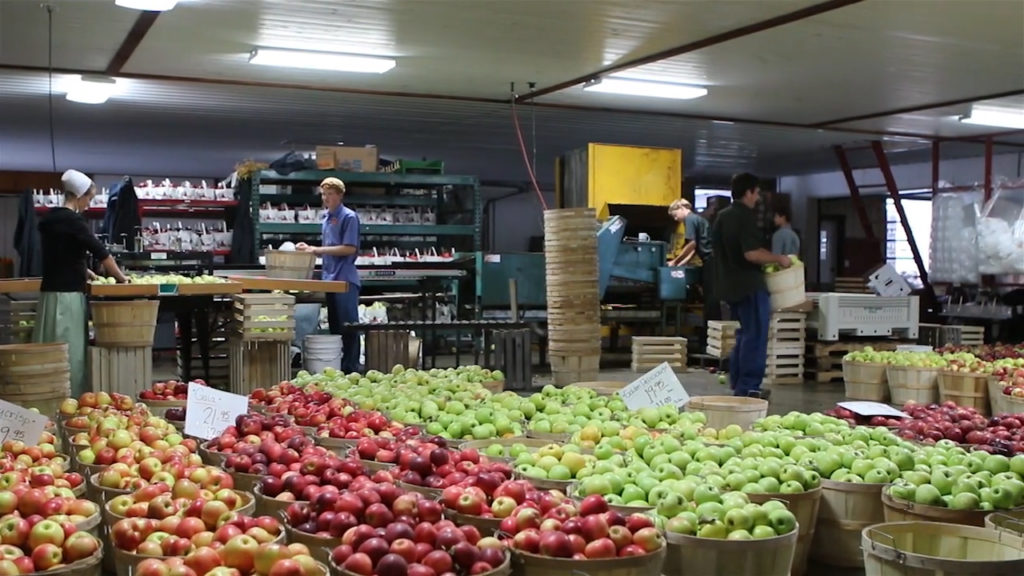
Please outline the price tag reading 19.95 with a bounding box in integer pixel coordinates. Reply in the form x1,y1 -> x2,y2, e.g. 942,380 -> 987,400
0,399 -> 49,446
183,383 -> 248,440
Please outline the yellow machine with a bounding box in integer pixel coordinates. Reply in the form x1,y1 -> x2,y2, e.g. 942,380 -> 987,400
556,143 -> 686,260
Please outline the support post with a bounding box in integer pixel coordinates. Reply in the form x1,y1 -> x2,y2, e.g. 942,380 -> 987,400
984,137 -> 994,202
931,141 -> 940,192
833,145 -> 878,242
871,141 -> 930,289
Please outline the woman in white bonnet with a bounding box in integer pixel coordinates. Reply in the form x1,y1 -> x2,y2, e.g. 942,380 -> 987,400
34,170 -> 128,397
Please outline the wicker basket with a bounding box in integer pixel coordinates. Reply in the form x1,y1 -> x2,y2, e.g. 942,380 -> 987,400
939,371 -> 991,413
886,365 -> 940,405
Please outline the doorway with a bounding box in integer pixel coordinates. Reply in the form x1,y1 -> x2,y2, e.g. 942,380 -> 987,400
818,216 -> 844,287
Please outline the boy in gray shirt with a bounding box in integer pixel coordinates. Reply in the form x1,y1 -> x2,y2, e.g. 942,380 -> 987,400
772,205 -> 800,256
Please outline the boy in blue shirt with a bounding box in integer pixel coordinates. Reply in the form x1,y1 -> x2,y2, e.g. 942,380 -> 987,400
297,177 -> 361,373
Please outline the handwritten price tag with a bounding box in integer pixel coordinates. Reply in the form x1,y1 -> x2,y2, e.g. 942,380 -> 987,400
0,399 -> 49,446
184,383 -> 248,440
617,362 -> 690,410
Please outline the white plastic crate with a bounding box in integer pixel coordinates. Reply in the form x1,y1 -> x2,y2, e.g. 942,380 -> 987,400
809,293 -> 919,341
867,263 -> 912,297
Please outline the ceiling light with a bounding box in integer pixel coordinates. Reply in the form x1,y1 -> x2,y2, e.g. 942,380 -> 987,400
65,75 -> 118,104
583,77 -> 707,100
960,106 -> 1024,130
249,48 -> 396,74
114,0 -> 178,11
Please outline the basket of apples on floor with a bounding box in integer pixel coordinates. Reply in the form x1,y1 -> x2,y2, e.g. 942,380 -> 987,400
993,361 -> 1024,416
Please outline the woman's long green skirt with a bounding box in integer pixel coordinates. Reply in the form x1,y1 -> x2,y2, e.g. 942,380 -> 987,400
32,292 -> 89,398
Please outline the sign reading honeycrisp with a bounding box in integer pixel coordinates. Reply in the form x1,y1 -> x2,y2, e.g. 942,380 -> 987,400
184,382 -> 248,440
618,362 -> 690,410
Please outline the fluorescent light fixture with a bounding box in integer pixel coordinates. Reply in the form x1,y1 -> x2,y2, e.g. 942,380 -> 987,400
114,0 -> 178,11
65,75 -> 118,104
249,48 -> 396,74
583,77 -> 707,100
960,107 -> 1024,130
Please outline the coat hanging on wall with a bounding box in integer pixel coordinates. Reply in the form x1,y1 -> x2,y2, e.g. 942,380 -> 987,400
13,190 -> 42,277
102,176 -> 141,250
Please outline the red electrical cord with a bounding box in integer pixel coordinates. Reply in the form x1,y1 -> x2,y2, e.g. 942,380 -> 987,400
511,99 -> 548,211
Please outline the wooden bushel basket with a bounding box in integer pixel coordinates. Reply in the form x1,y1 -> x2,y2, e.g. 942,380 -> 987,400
91,300 -> 159,347
862,521 -> 1024,575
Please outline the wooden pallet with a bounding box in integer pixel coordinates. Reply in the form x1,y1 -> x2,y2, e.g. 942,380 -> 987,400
90,346 -> 153,397
232,293 -> 296,342
834,277 -> 871,294
631,336 -> 687,372
805,339 -> 903,383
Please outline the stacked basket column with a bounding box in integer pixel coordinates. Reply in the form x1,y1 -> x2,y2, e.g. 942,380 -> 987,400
544,209 -> 601,385
89,300 -> 159,397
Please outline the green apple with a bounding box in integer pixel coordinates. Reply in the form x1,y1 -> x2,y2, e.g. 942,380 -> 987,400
744,503 -> 769,527
1010,454 -> 1024,477
930,468 -> 956,495
723,508 -> 753,532
889,482 -> 916,502
988,486 -> 1016,510
984,455 -> 1012,475
914,484 -> 944,507
779,481 -> 804,494
864,469 -> 890,484
579,475 -> 612,496
950,492 -> 981,510
664,515 -> 697,535
697,520 -> 728,539
656,493 -> 689,518
695,501 -> 725,520
751,525 -> 777,539
768,509 -> 797,535
757,477 -> 781,493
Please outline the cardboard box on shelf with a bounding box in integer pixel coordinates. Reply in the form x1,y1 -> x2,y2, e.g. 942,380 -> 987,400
315,146 -> 379,172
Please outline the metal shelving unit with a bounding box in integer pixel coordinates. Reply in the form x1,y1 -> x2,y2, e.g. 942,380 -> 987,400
248,169 -> 483,318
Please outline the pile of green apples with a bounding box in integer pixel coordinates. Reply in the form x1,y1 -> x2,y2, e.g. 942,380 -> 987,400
753,411 -> 852,436
843,346 -> 895,364
887,444 -> 1024,511
885,351 -> 949,369
662,489 -> 798,540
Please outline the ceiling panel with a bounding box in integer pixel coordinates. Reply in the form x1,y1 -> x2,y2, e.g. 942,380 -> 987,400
0,69 -> 877,180
124,0 -> 820,99
0,0 -> 139,71
831,95 -> 1024,138
536,0 -> 1024,126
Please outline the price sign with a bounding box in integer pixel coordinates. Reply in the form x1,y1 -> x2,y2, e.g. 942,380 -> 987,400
0,399 -> 49,446
617,362 -> 690,410
837,401 -> 908,418
184,383 -> 248,440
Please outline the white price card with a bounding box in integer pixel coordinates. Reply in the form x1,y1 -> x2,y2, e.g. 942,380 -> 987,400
837,401 -> 908,418
184,383 -> 249,440
617,362 -> 690,410
0,399 -> 49,446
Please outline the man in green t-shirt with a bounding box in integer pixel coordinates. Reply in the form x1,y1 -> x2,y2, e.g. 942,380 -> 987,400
711,173 -> 792,398
668,198 -> 720,323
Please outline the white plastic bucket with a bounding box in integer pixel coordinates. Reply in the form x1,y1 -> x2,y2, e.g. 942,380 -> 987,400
304,335 -> 342,374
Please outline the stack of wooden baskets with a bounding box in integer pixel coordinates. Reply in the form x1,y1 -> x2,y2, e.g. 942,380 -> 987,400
0,342 -> 70,417
543,209 -> 601,385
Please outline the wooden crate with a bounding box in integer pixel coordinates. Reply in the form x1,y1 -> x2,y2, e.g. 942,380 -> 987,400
944,325 -> 985,347
229,339 -> 290,396
90,346 -> 153,397
834,277 -> 871,293
707,321 -> 738,359
493,329 -> 532,392
631,336 -> 687,372
365,331 -> 411,373
233,293 -> 296,342
0,299 -> 36,345
805,340 -> 902,383
550,354 -> 599,386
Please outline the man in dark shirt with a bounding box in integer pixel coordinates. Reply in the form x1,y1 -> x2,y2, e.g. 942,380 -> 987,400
711,173 -> 792,398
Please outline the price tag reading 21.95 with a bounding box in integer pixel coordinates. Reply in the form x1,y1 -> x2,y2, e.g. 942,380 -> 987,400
184,383 -> 248,440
